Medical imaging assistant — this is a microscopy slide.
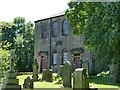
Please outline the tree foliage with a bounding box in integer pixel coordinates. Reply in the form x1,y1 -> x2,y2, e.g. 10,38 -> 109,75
66,2 -> 120,82
1,17 -> 34,72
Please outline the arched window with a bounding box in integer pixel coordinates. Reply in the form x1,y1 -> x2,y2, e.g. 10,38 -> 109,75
52,50 -> 57,65
41,23 -> 47,39
62,49 -> 68,64
52,21 -> 58,37
62,20 -> 69,36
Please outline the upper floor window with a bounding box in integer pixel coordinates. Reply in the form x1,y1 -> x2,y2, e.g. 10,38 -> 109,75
62,20 -> 69,36
52,21 -> 58,37
41,23 -> 47,39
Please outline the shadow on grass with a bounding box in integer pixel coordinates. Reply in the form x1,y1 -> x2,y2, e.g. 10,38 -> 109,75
89,76 -> 120,87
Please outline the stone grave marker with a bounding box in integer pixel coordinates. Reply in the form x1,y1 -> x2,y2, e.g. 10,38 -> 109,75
108,63 -> 117,83
58,65 -> 64,77
2,50 -> 21,90
63,61 -> 72,88
33,59 -> 39,81
42,69 -> 53,82
23,76 -> 34,89
83,60 -> 89,75
29,79 -> 34,89
73,68 -> 89,89
23,76 -> 31,88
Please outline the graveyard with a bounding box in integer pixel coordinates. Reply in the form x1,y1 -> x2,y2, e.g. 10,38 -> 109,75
0,55 -> 120,90
0,1 -> 120,90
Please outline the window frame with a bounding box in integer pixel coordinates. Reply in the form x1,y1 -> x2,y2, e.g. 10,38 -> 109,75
62,20 -> 69,36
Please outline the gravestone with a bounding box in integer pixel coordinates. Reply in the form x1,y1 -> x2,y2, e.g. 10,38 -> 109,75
58,65 -> 64,77
23,76 -> 30,88
29,79 -> 34,89
32,59 -> 39,81
108,63 -> 117,83
2,50 -> 21,90
83,60 -> 89,75
23,76 -> 34,89
63,61 -> 72,88
73,68 -> 89,90
42,69 -> 53,82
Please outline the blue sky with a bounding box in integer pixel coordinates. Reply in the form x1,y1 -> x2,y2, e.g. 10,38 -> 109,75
0,0 -> 70,22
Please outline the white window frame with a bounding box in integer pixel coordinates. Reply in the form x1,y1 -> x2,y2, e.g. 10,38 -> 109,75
53,53 -> 57,64
63,52 -> 68,64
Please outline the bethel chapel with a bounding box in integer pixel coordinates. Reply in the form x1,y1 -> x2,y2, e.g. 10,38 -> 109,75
34,13 -> 93,73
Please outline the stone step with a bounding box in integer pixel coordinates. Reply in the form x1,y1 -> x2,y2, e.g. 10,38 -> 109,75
6,72 -> 17,79
2,85 -> 21,90
3,79 -> 19,85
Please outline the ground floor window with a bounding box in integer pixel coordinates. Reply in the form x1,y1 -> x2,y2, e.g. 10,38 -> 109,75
63,52 -> 68,64
53,52 -> 57,65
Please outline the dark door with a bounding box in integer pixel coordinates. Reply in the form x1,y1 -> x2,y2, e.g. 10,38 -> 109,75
40,56 -> 46,72
74,53 -> 82,68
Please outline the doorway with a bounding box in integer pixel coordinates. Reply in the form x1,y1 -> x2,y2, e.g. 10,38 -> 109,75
40,55 -> 46,72
74,53 -> 82,68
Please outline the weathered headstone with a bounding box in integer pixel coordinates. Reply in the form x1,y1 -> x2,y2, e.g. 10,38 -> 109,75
42,69 -> 53,82
23,76 -> 31,88
108,63 -> 117,83
58,65 -> 64,77
73,68 -> 89,90
29,79 -> 34,89
63,61 -> 72,88
2,50 -> 21,90
23,76 -> 34,89
83,60 -> 89,75
33,59 -> 39,81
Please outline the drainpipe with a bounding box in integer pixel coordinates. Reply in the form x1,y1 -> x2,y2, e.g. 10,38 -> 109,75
49,19 -> 52,69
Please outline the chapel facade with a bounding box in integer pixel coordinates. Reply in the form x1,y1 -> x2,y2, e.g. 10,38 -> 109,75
34,14 -> 92,73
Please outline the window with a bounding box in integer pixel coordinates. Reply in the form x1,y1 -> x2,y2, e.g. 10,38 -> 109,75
62,49 -> 68,64
62,20 -> 69,36
41,23 -> 47,39
63,52 -> 68,64
52,50 -> 57,65
52,21 -> 58,37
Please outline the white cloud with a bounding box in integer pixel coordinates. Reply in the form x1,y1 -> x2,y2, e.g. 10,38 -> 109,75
0,0 -> 70,22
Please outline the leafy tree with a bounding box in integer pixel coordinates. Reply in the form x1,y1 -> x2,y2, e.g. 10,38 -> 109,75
13,17 -> 34,72
1,17 -> 34,72
0,41 -> 10,83
66,2 -> 120,83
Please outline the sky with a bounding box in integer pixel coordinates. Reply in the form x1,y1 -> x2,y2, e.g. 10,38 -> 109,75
0,0 -> 70,22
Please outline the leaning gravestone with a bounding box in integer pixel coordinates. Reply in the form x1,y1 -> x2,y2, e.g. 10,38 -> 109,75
32,59 -> 39,81
42,69 -> 53,82
73,68 -> 89,90
2,50 -> 21,90
58,65 -> 64,77
23,76 -> 34,89
63,61 -> 72,88
23,76 -> 30,88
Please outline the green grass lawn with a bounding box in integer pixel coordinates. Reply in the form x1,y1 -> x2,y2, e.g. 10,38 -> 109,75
17,74 -> 63,88
17,73 -> 120,89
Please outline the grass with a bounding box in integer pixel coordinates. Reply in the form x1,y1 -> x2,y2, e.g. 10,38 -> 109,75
17,74 -> 63,88
17,73 -> 120,89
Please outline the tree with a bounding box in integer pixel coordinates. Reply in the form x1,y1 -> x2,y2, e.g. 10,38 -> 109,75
13,17 -> 34,72
66,2 -> 120,83
1,17 -> 34,72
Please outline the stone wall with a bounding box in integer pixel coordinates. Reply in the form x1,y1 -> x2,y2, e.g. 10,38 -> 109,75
34,14 -> 91,73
